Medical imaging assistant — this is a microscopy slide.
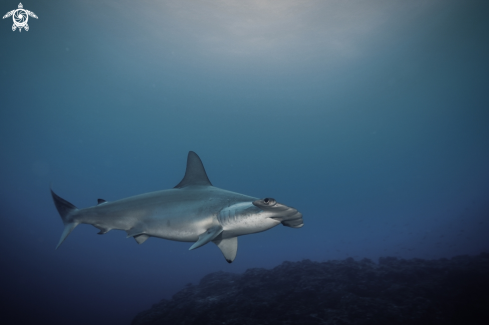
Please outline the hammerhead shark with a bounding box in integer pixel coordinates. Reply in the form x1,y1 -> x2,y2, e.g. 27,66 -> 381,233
51,151 -> 303,262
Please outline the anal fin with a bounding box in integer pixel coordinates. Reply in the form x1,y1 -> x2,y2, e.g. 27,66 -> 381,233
213,236 -> 238,263
97,228 -> 110,235
189,225 -> 223,250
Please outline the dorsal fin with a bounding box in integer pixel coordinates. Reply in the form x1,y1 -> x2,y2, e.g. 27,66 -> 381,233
97,199 -> 107,205
174,151 -> 212,188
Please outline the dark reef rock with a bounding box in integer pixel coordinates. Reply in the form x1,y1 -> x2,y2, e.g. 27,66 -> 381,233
132,253 -> 489,325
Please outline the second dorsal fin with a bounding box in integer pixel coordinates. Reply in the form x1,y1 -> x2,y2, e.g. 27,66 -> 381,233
97,199 -> 107,205
174,151 -> 213,188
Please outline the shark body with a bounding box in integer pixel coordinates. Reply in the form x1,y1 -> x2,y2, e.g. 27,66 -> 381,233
51,151 -> 303,262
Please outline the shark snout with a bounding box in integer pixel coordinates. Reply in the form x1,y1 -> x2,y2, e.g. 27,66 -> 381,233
281,210 -> 303,228
253,198 -> 304,228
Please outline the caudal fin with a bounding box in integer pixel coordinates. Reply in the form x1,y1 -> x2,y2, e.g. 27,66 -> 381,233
51,188 -> 79,249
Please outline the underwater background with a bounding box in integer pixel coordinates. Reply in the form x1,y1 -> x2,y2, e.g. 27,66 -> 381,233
1,0 -> 488,324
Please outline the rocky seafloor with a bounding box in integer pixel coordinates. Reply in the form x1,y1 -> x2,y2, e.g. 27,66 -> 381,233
132,253 -> 489,325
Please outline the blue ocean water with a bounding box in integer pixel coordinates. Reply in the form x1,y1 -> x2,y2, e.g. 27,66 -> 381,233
1,0 -> 488,324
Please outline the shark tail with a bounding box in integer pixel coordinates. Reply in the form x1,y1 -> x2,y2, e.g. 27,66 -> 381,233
51,188 -> 79,249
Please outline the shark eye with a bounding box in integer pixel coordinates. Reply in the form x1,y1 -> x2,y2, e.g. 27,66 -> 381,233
263,198 -> 276,205
252,198 -> 277,208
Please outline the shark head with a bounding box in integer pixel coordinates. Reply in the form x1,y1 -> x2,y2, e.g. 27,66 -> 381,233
217,197 -> 303,238
253,198 -> 304,228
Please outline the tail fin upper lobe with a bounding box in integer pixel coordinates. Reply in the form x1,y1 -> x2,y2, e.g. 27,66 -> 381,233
51,189 -> 79,249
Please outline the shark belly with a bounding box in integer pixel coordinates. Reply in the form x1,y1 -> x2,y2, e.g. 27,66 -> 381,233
141,205 -> 218,242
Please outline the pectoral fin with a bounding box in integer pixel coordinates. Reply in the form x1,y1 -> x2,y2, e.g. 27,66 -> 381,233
213,236 -> 238,263
189,225 -> 223,250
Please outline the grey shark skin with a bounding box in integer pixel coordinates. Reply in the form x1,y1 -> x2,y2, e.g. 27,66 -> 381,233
51,151 -> 303,263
